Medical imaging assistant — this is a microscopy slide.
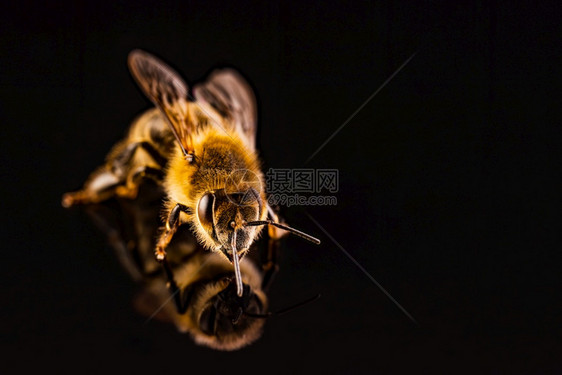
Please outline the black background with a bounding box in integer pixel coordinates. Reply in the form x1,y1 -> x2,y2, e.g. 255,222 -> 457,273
1,1 -> 560,373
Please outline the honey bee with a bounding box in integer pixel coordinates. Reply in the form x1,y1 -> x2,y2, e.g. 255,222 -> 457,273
85,178 -> 278,350
62,49 -> 319,297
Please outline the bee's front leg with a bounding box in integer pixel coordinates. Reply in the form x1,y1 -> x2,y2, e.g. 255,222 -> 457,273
262,235 -> 280,292
266,204 -> 289,240
155,203 -> 190,261
261,204 -> 285,291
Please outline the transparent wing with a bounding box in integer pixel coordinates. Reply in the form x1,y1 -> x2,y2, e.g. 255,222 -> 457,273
194,69 -> 258,148
128,50 -> 192,156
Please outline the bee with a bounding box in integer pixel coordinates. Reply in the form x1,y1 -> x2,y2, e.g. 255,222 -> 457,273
85,177 -> 278,350
62,50 -> 320,297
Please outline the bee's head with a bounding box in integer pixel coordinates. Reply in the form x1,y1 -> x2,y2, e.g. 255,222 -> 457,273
217,189 -> 263,251
196,187 -> 264,296
198,187 -> 265,244
195,278 -> 268,350
197,186 -> 263,250
195,171 -> 320,298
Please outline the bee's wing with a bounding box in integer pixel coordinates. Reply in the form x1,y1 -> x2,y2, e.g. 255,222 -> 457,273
128,50 -> 192,156
193,69 -> 258,148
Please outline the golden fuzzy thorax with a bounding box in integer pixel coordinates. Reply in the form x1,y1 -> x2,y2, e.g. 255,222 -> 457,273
164,107 -> 267,252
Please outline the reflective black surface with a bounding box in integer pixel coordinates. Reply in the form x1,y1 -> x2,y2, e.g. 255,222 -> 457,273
1,1 -> 559,373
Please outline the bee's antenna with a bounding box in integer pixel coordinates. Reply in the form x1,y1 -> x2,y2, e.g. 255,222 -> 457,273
275,293 -> 321,315
245,220 -> 321,245
231,229 -> 244,297
244,294 -> 321,319
243,311 -> 271,319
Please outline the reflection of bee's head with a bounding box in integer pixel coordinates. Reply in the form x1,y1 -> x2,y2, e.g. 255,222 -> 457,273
190,276 -> 268,351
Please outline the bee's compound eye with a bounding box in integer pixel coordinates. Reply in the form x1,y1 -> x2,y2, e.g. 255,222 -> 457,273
197,193 -> 215,227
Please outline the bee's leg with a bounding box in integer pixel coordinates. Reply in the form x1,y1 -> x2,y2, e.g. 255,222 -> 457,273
109,141 -> 167,198
62,165 -> 164,207
266,204 -> 289,240
262,235 -> 280,291
114,166 -> 164,199
159,256 -> 194,313
111,141 -> 168,172
62,169 -> 123,207
62,141 -> 166,207
155,203 -> 191,261
261,204 -> 286,291
155,205 -> 196,312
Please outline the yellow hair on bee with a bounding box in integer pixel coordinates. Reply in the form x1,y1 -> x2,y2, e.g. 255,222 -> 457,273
164,108 -> 267,251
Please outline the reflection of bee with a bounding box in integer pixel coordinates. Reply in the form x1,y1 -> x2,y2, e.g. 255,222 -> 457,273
62,50 -> 319,296
86,178 -> 278,350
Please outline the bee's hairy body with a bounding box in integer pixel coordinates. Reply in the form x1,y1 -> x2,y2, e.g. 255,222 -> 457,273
164,117 -> 266,252
63,50 -> 319,341
65,100 -> 267,254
